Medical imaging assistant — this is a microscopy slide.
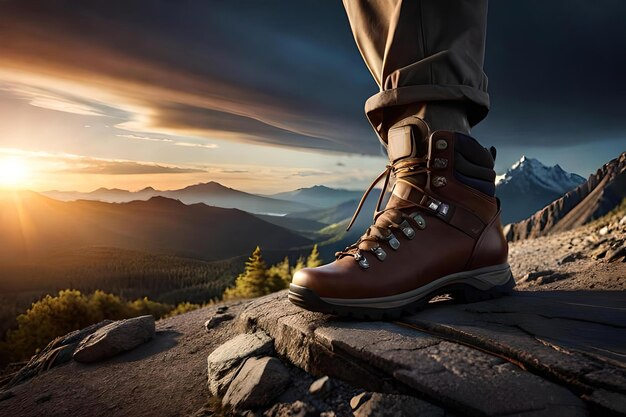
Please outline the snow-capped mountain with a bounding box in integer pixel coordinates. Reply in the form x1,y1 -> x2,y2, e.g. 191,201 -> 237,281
496,156 -> 586,224
504,152 -> 626,241
496,156 -> 585,191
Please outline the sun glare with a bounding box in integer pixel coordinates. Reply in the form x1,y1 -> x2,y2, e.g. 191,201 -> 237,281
0,156 -> 29,187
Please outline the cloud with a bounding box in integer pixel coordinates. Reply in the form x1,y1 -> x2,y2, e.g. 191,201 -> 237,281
0,0 -> 374,155
116,133 -> 218,149
0,148 -> 205,175
288,169 -> 334,178
116,134 -> 174,143
0,83 -> 106,117
0,0 -> 624,164
64,159 -> 205,175
218,169 -> 249,174
173,142 -> 218,149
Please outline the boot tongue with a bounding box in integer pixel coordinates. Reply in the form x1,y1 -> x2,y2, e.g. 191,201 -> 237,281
384,117 -> 429,209
386,118 -> 429,163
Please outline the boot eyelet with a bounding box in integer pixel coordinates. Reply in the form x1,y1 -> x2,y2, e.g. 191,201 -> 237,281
353,251 -> 370,268
412,214 -> 426,229
433,158 -> 448,169
372,246 -> 387,261
384,232 -> 400,250
399,220 -> 415,239
432,176 -> 447,187
435,139 -> 448,150
426,198 -> 441,211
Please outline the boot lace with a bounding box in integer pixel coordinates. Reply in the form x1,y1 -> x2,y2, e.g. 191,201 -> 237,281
335,156 -> 430,263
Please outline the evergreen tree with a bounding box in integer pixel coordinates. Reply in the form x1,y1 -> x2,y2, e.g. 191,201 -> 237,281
267,256 -> 291,289
1,289 -> 173,362
223,246 -> 269,299
306,244 -> 322,268
291,255 -> 306,275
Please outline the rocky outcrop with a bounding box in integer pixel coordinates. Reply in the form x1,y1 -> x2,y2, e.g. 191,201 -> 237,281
6,316 -> 157,389
73,315 -> 155,363
505,152 -> 626,241
6,320 -> 113,388
233,289 -> 626,417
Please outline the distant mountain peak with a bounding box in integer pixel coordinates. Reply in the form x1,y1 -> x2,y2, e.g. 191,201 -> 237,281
505,151 -> 626,240
185,181 -> 231,191
496,155 -> 587,224
497,156 -> 585,192
145,196 -> 184,206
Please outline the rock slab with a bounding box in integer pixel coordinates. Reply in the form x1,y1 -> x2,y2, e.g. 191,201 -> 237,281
207,331 -> 273,396
237,290 -> 626,417
8,320 -> 113,387
73,315 -> 155,363
222,356 -> 291,411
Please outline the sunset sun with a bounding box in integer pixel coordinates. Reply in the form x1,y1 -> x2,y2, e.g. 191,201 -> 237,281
0,156 -> 29,187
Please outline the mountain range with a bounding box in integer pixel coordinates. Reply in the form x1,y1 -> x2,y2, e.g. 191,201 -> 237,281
495,156 -> 586,224
24,153 -> 624,261
42,157 -> 588,226
265,185 -> 363,209
43,181 -> 314,215
504,152 -> 626,241
0,191 -> 311,262
0,152 -> 622,304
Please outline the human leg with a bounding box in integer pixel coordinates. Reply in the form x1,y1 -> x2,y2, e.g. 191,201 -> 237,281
288,0 -> 512,318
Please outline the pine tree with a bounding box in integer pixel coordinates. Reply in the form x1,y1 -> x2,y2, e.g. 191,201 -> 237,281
267,256 -> 292,289
291,255 -> 306,275
306,244 -> 322,268
223,246 -> 269,299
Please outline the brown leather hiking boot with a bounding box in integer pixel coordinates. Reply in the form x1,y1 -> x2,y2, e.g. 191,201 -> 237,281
288,116 -> 514,319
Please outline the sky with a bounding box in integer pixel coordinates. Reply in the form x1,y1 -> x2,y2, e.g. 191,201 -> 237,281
0,0 -> 624,193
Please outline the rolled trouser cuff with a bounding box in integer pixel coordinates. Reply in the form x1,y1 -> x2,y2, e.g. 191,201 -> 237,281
365,84 -> 490,142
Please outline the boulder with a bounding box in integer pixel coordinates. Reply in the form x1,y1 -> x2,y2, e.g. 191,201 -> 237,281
207,331 -> 273,396
73,315 -> 155,363
8,320 -> 113,387
222,356 -> 290,412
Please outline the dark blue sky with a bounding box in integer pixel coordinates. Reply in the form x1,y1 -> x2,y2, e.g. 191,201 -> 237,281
0,0 -> 624,191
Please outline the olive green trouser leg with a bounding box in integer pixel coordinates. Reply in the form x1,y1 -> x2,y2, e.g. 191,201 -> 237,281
342,0 -> 489,142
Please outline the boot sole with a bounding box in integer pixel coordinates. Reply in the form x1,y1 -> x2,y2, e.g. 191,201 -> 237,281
288,263 -> 515,320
